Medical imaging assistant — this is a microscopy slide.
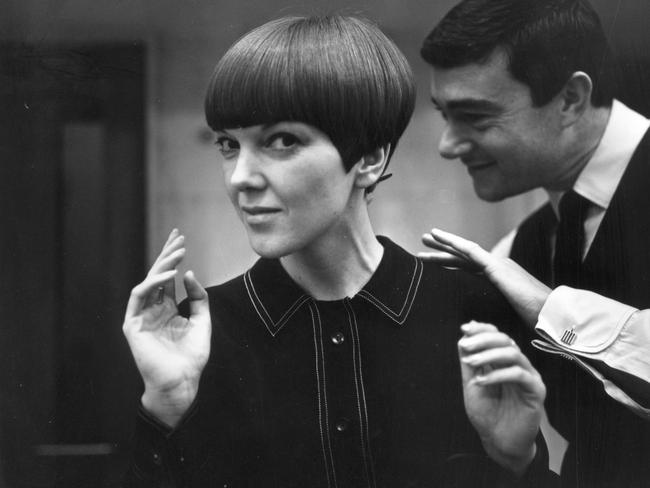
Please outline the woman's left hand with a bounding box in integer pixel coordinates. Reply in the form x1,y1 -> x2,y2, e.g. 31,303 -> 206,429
458,321 -> 546,476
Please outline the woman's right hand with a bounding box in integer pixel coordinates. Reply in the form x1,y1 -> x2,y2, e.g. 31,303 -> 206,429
123,229 -> 211,427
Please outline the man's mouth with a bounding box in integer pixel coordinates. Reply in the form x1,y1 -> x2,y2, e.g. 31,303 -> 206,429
241,206 -> 280,215
464,160 -> 496,172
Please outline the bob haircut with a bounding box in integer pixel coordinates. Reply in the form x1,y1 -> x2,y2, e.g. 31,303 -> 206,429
420,0 -> 615,108
205,15 -> 416,184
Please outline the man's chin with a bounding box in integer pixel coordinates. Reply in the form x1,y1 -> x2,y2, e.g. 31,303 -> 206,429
472,182 -> 508,202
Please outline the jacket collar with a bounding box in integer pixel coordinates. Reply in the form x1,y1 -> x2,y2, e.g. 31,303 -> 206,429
243,236 -> 423,337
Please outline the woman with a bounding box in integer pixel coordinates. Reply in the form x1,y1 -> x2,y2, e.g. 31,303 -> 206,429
122,15 -> 549,487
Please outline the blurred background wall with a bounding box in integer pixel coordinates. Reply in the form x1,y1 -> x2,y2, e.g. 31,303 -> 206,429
1,0 -> 552,286
1,0 -> 649,486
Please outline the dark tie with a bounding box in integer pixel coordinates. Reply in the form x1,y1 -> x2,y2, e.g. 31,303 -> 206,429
553,190 -> 590,287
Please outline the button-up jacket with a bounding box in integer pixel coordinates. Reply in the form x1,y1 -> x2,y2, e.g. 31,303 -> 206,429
125,237 -> 550,487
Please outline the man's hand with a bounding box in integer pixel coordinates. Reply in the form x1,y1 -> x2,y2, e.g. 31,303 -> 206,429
123,229 -> 211,427
458,321 -> 546,475
419,228 -> 551,328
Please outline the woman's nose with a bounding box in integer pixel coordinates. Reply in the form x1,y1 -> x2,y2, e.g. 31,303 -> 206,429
229,150 -> 265,191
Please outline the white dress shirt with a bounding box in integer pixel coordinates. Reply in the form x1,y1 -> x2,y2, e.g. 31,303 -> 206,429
494,100 -> 650,418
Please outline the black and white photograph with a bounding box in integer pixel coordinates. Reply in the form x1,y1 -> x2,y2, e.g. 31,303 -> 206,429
1,0 -> 649,486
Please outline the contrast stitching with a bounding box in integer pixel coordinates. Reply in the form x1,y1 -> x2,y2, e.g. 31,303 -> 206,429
310,302 -> 338,488
244,271 -> 274,335
245,271 -> 310,337
345,300 -> 377,488
358,257 -> 423,324
275,295 -> 312,332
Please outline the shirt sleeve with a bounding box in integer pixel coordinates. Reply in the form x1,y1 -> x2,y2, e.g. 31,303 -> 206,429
532,286 -> 650,418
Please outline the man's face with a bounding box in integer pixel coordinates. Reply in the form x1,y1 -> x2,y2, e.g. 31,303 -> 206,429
429,48 -> 565,201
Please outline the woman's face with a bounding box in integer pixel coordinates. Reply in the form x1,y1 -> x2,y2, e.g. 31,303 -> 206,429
216,122 -> 358,259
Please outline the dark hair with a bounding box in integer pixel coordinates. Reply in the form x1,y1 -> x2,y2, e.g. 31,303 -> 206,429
205,15 -> 415,186
421,0 -> 615,107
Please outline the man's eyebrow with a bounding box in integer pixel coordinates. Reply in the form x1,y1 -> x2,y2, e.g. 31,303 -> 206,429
432,97 -> 501,112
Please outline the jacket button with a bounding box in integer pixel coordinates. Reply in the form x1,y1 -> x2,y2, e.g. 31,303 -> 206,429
335,418 -> 349,432
152,452 -> 162,465
331,332 -> 345,345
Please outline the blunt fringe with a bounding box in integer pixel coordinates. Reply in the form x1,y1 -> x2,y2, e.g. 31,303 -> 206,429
205,15 -> 416,177
420,0 -> 615,107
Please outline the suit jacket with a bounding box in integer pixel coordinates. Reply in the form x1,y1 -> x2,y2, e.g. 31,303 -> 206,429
510,128 -> 650,487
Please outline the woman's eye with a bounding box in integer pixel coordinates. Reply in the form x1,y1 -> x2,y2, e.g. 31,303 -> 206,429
215,137 -> 239,156
267,132 -> 300,150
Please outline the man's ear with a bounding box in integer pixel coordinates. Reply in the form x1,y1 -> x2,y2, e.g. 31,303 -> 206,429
354,144 -> 391,189
559,71 -> 593,127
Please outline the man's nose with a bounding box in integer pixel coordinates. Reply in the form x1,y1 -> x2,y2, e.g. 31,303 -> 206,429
438,125 -> 473,160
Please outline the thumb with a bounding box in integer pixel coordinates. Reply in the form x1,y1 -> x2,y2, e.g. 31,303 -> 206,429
457,338 -> 474,387
183,270 -> 209,317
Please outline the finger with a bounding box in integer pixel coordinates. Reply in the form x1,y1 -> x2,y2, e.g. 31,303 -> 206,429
417,251 -> 467,268
461,346 -> 527,370
161,228 -> 180,250
148,247 -> 185,302
150,234 -> 185,271
421,233 -> 465,257
460,321 -> 499,336
183,270 -> 209,317
430,228 -> 493,268
458,330 -> 516,354
458,323 -> 499,384
148,247 -> 186,277
126,269 -> 178,318
473,365 -> 546,398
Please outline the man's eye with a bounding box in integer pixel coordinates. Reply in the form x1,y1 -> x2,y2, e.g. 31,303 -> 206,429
267,132 -> 300,150
215,137 -> 239,156
459,113 -> 489,124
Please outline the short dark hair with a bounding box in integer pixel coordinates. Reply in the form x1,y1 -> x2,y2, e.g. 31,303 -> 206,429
421,0 -> 615,107
205,15 -> 415,182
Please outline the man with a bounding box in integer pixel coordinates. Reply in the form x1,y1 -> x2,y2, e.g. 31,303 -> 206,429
420,0 -> 650,486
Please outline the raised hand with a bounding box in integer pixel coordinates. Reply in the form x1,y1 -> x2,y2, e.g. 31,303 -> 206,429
123,229 -> 211,427
458,321 -> 546,475
419,228 -> 551,328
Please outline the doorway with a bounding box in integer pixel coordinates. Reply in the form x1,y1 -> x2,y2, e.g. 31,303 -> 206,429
0,43 -> 145,487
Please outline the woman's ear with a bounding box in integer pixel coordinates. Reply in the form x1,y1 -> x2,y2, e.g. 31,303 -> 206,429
354,144 -> 391,189
559,71 -> 593,127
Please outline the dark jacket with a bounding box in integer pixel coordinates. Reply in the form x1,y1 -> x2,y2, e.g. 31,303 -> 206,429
510,129 -> 650,487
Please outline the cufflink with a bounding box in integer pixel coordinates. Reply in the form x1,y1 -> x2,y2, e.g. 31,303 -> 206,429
561,326 -> 577,346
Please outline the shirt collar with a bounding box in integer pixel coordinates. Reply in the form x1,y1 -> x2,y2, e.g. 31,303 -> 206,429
243,236 -> 423,337
549,100 -> 650,215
